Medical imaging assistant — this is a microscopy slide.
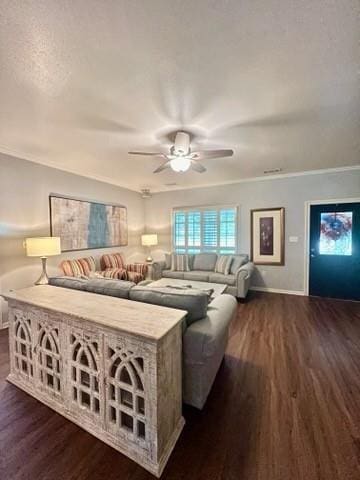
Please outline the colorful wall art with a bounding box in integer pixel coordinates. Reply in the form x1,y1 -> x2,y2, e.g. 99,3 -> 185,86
50,195 -> 128,252
319,212 -> 352,256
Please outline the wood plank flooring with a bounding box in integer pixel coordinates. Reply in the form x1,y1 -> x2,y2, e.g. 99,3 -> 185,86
0,292 -> 359,480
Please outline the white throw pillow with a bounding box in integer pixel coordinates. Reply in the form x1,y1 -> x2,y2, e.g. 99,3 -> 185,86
171,254 -> 190,272
215,255 -> 233,275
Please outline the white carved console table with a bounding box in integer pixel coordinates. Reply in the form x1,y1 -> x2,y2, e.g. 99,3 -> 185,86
3,286 -> 186,477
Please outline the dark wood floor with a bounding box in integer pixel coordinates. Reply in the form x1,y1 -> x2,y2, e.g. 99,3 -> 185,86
1,292 -> 360,480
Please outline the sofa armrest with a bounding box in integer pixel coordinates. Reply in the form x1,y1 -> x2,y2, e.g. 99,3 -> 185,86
183,294 -> 237,364
235,262 -> 254,298
236,261 -> 254,280
152,260 -> 167,280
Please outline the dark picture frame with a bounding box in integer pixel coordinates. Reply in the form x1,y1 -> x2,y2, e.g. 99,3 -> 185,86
250,207 -> 285,265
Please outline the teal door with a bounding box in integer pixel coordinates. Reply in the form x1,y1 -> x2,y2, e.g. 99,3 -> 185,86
309,202 -> 360,301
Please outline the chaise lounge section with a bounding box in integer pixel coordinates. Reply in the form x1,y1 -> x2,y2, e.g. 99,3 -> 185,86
49,275 -> 237,409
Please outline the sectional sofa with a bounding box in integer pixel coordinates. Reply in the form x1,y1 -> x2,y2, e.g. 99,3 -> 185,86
49,275 -> 237,409
153,253 -> 254,299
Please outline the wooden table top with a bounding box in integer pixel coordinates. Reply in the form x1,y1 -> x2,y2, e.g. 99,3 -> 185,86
2,285 -> 186,341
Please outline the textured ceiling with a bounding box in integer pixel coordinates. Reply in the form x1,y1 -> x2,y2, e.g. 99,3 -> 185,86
0,0 -> 359,192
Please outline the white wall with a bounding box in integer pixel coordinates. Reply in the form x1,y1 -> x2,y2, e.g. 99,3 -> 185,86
144,169 -> 360,293
0,153 -> 145,327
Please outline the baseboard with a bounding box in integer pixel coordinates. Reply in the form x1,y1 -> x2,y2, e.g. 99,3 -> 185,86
250,286 -> 305,296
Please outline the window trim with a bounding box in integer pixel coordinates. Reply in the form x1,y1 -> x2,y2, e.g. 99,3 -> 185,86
171,204 -> 239,254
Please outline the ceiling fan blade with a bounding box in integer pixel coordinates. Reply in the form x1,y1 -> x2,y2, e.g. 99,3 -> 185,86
191,160 -> 206,173
128,151 -> 165,157
153,161 -> 171,173
190,149 -> 233,160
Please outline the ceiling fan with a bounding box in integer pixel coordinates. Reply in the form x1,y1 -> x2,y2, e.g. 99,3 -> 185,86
128,131 -> 233,173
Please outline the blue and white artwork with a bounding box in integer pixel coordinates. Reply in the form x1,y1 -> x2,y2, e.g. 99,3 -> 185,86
50,195 -> 128,252
319,212 -> 352,256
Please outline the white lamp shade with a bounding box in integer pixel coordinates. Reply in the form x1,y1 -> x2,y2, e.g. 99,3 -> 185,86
141,234 -> 158,247
25,237 -> 61,257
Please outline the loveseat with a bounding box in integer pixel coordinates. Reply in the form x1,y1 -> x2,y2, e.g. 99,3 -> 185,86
153,253 -> 254,299
60,253 -> 148,283
49,275 -> 237,409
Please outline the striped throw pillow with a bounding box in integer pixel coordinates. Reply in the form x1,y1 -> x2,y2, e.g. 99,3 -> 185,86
60,256 -> 96,277
215,255 -> 233,275
126,263 -> 148,277
171,254 -> 190,272
101,268 -> 127,280
100,253 -> 125,270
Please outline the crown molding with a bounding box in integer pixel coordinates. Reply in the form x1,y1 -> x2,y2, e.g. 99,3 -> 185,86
0,145 -> 141,194
1,144 -> 359,195
151,165 -> 360,193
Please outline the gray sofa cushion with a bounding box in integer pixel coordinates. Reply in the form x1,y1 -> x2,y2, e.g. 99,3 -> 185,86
85,278 -> 135,298
129,286 -> 209,325
193,253 -> 218,271
184,294 -> 237,362
49,276 -> 88,291
208,273 -> 236,286
162,269 -> 185,279
183,270 -> 210,282
49,276 -> 135,298
230,254 -> 249,274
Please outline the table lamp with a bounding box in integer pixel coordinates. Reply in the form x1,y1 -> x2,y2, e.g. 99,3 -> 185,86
141,234 -> 158,262
25,237 -> 61,285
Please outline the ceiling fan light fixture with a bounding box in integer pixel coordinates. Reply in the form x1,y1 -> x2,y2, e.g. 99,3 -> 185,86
170,156 -> 191,172
173,131 -> 190,155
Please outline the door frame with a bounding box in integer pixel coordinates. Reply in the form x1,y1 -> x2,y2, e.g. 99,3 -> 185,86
304,197 -> 360,296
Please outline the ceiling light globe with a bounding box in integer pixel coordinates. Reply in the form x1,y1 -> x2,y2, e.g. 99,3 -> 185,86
170,157 -> 191,172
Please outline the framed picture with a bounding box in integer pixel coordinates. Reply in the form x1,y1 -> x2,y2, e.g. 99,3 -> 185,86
250,207 -> 285,265
49,194 -> 128,252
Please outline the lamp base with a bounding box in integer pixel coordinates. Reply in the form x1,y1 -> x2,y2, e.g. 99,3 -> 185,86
35,257 -> 49,285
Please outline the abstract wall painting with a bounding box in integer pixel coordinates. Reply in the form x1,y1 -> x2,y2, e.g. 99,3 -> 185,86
251,208 -> 285,265
50,195 -> 128,252
319,212 -> 352,256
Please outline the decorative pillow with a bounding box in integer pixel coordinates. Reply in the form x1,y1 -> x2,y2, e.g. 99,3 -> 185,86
171,254 -> 190,272
215,255 -> 233,275
230,254 -> 249,274
126,263 -> 148,277
60,256 -> 96,277
100,253 -> 125,270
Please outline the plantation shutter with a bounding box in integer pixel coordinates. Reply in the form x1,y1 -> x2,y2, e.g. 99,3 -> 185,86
187,211 -> 201,253
173,211 -> 186,253
219,208 -> 236,253
202,210 -> 218,252
173,206 -> 237,254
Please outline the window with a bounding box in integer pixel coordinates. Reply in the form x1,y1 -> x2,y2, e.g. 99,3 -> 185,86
173,206 -> 237,254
